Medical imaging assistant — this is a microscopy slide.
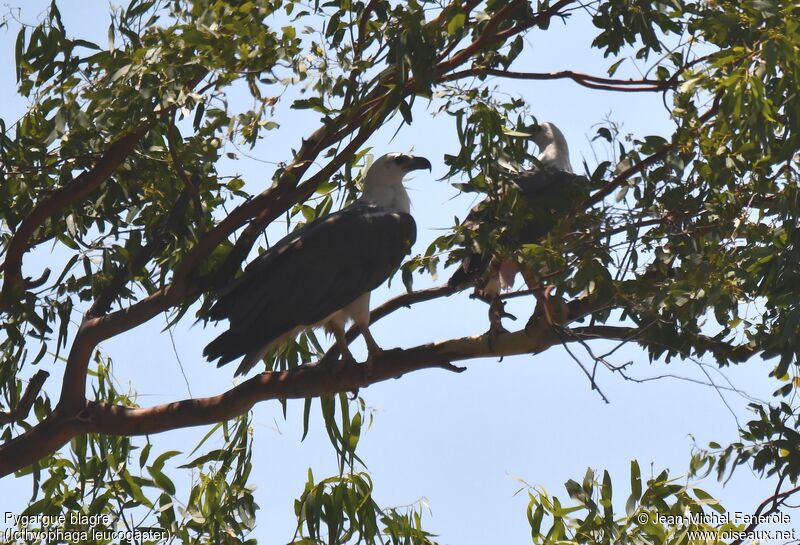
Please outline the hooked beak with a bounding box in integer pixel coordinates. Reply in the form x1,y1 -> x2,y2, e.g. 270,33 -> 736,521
407,156 -> 432,172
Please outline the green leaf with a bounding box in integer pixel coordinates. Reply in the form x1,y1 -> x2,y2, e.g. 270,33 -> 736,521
447,13 -> 465,35
139,441 -> 152,468
607,58 -> 625,76
147,466 -> 176,495
600,470 -> 612,507
227,178 -> 245,191
151,450 -> 181,471
630,460 -> 642,500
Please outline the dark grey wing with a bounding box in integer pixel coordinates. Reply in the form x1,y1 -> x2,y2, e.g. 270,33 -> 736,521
205,211 -> 335,322
448,168 -> 590,288
509,168 -> 590,243
511,168 -> 589,213
203,203 -> 416,367
448,202 -> 491,289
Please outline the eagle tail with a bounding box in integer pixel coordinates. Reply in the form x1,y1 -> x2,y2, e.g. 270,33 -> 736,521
203,330 -> 245,367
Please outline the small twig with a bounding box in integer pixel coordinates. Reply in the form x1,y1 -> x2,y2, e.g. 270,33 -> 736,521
551,326 -> 610,403
730,481 -> 800,545
23,267 -> 51,290
442,67 -> 676,92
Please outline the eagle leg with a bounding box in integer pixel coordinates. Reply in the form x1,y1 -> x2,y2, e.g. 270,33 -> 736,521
330,324 -> 357,364
525,284 -> 569,333
472,256 -> 503,303
360,326 -> 384,377
521,267 -> 563,332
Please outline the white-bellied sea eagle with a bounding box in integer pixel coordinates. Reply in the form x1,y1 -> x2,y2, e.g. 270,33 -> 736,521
447,122 -> 589,336
204,153 -> 432,375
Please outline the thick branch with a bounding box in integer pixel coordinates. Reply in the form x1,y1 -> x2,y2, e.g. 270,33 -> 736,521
0,320 -> 565,477
86,321 -> 565,437
0,410 -> 81,477
1,298 -> 756,478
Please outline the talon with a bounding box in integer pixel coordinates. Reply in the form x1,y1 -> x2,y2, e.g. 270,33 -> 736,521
487,296 -> 510,351
482,290 -> 516,348
500,309 -> 517,321
340,350 -> 357,365
487,320 -> 509,351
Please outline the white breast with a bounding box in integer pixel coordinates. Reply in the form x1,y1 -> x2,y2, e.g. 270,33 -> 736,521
361,184 -> 410,213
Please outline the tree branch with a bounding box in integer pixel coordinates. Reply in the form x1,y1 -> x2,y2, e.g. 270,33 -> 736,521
570,325 -> 758,364
730,482 -> 800,545
0,67 -> 209,313
0,319 -> 566,478
4,296 -> 627,478
441,68 -> 676,92
0,290 -> 756,478
0,128 -> 148,309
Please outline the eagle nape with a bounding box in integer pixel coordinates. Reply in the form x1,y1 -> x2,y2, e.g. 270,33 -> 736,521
202,152 -> 431,376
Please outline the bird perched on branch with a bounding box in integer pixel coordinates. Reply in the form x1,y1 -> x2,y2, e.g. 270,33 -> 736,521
448,122 -> 589,340
204,153 -> 432,375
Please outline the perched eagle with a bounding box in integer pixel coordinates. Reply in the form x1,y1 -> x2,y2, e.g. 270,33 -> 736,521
448,122 -> 589,334
204,153 -> 432,375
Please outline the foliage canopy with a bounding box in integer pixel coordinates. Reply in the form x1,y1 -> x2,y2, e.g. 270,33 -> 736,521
0,0 -> 799,543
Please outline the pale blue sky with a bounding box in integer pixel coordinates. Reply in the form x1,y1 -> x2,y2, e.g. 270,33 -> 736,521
0,2 -> 784,543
